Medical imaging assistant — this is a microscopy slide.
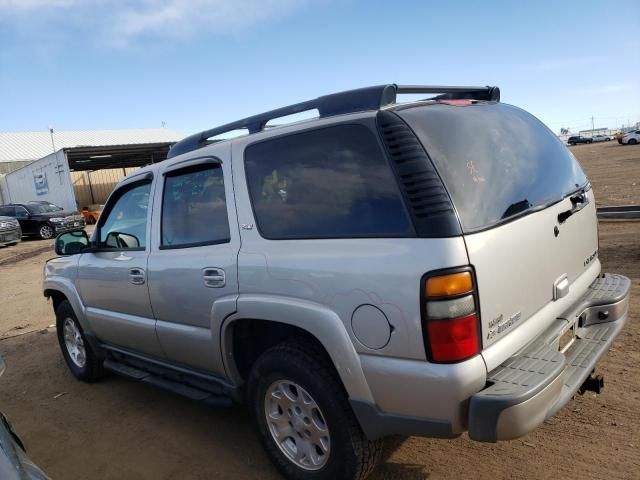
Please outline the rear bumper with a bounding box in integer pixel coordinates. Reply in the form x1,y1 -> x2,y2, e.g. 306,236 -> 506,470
468,273 -> 630,442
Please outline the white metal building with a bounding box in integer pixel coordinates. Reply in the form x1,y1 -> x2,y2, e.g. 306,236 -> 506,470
0,128 -> 183,207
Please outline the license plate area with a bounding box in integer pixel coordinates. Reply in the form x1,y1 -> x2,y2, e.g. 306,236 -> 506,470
558,318 -> 578,354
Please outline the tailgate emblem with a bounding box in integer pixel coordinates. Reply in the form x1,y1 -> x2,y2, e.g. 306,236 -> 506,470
584,250 -> 598,267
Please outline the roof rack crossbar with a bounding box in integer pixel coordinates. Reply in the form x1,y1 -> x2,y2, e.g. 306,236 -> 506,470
168,84 -> 499,158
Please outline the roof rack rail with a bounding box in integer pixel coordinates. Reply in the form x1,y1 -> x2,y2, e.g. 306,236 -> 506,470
168,84 -> 500,158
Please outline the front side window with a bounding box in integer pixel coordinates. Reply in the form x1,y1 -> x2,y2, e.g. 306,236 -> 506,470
244,124 -> 412,239
161,165 -> 230,248
99,182 -> 151,249
15,207 -> 29,219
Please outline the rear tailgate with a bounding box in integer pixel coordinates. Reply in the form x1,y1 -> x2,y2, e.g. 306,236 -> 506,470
464,189 -> 599,359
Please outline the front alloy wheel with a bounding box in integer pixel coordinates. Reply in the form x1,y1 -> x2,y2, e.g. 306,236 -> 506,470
265,380 -> 330,470
39,224 -> 55,239
62,317 -> 86,368
55,300 -> 105,381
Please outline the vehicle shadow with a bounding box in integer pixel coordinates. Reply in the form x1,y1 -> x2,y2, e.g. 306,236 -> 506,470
371,436 -> 430,479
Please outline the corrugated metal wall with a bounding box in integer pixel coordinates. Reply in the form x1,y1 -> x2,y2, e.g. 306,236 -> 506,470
71,167 -> 139,208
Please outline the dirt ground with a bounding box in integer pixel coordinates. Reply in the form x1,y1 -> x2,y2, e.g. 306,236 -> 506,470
0,142 -> 638,479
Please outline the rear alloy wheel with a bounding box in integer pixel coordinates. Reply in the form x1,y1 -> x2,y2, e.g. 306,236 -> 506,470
265,380 -> 331,470
249,341 -> 382,480
39,224 -> 55,239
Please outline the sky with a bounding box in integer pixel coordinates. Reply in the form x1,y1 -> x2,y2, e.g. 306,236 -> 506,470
1,0 -> 638,136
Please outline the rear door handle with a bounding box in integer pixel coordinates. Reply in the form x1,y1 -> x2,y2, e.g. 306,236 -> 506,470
203,268 -> 225,288
129,267 -> 146,285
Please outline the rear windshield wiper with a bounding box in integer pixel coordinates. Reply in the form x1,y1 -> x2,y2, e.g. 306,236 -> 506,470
558,190 -> 589,224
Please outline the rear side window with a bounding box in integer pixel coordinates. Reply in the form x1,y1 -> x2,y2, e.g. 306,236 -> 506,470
161,165 -> 230,248
0,206 -> 14,216
244,124 -> 412,239
397,103 -> 588,232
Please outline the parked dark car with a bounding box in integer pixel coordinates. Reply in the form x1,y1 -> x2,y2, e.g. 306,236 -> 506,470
0,216 -> 21,246
0,356 -> 50,479
567,135 -> 592,145
0,203 -> 85,239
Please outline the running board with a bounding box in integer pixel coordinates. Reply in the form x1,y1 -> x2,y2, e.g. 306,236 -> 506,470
103,358 -> 232,407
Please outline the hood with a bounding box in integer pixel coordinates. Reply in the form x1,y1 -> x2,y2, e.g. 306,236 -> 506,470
34,210 -> 80,219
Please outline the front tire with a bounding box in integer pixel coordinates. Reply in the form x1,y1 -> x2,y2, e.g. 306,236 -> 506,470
248,341 -> 382,480
629,139 -> 638,145
56,300 -> 105,382
39,224 -> 55,239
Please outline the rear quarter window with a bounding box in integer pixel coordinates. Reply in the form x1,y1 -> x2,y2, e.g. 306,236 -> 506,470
244,124 -> 413,239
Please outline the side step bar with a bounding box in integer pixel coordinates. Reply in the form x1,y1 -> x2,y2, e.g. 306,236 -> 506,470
103,358 -> 233,407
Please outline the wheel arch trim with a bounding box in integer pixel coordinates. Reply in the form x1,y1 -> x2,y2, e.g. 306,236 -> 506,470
43,278 -> 92,334
220,294 -> 375,404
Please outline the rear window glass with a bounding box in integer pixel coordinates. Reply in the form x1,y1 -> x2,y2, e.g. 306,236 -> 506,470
244,124 -> 412,239
397,103 -> 588,231
161,165 -> 230,248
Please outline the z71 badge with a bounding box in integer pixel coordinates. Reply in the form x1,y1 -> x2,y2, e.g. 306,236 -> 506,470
487,311 -> 522,340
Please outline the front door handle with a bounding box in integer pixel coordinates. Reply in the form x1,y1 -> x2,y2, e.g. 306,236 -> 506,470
129,267 -> 146,285
203,268 -> 225,288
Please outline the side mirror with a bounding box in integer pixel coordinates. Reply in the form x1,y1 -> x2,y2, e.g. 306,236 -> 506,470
105,231 -> 140,249
55,230 -> 90,255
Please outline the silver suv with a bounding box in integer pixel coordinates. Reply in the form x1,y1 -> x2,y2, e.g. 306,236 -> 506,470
44,85 -> 631,480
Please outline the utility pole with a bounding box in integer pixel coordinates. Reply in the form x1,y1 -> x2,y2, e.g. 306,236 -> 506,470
591,115 -> 594,133
49,126 -> 56,153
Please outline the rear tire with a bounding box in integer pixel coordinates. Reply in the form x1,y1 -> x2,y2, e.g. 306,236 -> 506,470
248,341 -> 382,480
56,300 -> 105,382
39,224 -> 55,239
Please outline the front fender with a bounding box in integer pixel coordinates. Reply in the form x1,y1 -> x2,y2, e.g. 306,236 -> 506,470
43,276 -> 91,334
220,294 -> 375,404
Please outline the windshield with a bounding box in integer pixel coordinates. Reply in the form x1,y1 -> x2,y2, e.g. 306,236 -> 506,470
397,102 -> 588,232
25,204 -> 48,214
26,203 -> 63,213
42,203 -> 63,212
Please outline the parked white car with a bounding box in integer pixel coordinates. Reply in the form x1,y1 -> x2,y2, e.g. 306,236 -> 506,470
619,130 -> 640,145
592,135 -> 610,143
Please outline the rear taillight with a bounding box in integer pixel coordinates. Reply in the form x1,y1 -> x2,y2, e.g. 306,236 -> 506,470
421,268 -> 481,363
